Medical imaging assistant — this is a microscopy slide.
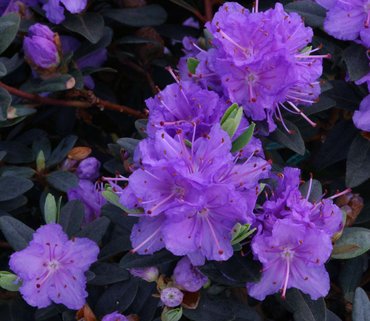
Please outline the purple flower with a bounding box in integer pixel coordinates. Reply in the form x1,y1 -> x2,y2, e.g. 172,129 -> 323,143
193,2 -> 325,132
173,257 -> 208,292
41,0 -> 87,24
102,312 -> 128,321
23,23 -> 60,70
145,81 -> 227,138
76,157 -> 101,181
247,219 -> 332,300
353,95 -> 370,131
9,224 -> 99,309
129,266 -> 159,282
316,0 -> 370,47
61,36 -> 107,89
160,287 -> 184,307
121,124 -> 270,263
67,180 -> 106,224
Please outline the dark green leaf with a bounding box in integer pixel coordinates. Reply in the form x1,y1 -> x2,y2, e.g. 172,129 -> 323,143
63,13 -> 104,44
300,179 -> 322,203
187,57 -> 199,74
0,87 -> 11,121
116,137 -> 140,156
282,289 -> 326,321
0,141 -> 34,164
285,0 -> 326,28
0,62 -> 6,77
0,271 -> 21,291
46,171 -> 78,192
0,216 -> 34,251
59,200 -> 85,237
301,96 -> 336,116
343,44 -> 369,82
231,122 -> 255,153
346,135 -> 370,187
103,5 -> 167,27
120,250 -> 177,269
352,287 -> 370,321
0,13 -> 20,54
46,135 -> 77,168
21,75 -> 76,93
270,120 -> 305,155
76,216 -> 110,243
332,227 -> 370,259
88,263 -> 130,286
135,119 -> 148,138
0,176 -> 33,202
95,279 -> 139,317
0,195 -> 27,212
0,166 -> 35,178
0,53 -> 23,74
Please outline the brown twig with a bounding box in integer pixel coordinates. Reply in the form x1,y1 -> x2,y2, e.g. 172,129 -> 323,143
0,81 -> 147,119
204,0 -> 213,21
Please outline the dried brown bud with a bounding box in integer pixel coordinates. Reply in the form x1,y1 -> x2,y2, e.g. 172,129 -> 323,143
68,147 -> 92,161
335,193 -> 364,226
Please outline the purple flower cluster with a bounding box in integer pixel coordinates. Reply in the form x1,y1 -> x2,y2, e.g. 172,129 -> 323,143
316,0 -> 370,48
182,2 -> 326,132
9,224 -> 99,309
68,157 -> 106,224
41,0 -> 87,24
247,167 -> 344,300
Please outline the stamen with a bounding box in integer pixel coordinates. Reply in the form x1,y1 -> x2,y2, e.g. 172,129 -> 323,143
287,101 -> 317,127
204,215 -> 224,255
276,106 -> 293,134
329,188 -> 352,200
305,173 -> 314,201
131,226 -> 162,253
281,255 -> 291,299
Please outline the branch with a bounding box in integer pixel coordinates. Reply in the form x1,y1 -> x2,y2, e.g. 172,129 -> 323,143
204,0 -> 213,21
0,81 -> 147,119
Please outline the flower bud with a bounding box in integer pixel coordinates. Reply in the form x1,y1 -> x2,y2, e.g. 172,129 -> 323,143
129,267 -> 159,282
160,288 -> 184,307
76,157 -> 101,181
102,311 -> 128,321
23,23 -> 61,72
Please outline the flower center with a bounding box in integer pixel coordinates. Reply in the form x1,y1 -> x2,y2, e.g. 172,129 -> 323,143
47,259 -> 60,271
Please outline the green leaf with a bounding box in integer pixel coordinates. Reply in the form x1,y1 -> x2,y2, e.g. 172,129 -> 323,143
36,150 -> 45,172
0,87 -> 11,121
332,227 -> 370,259
221,103 -> 239,125
221,105 -> 243,138
0,13 -> 20,55
120,250 -> 177,269
21,75 -> 76,93
231,122 -> 255,153
59,200 -> 85,237
285,0 -> 326,28
343,44 -> 369,82
269,120 -> 305,155
299,179 -> 322,203
0,166 -> 35,178
103,5 -> 167,27
346,135 -> 370,188
0,271 -> 21,291
135,119 -> 148,138
44,194 -> 57,224
0,62 -> 7,77
46,135 -> 77,168
187,58 -> 199,74
282,289 -> 326,321
116,137 -> 140,156
76,217 -> 110,243
353,288 -> 370,321
0,176 -> 33,202
231,223 -> 255,245
88,263 -> 130,286
162,307 -> 183,321
0,216 -> 34,251
46,171 -> 78,192
63,13 -> 104,44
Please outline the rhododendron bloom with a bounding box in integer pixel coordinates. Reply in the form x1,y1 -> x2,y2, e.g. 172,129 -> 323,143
9,224 -> 99,309
173,257 -> 208,292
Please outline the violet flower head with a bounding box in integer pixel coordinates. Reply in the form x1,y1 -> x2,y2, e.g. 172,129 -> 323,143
173,257 -> 208,292
316,0 -> 370,48
41,0 -> 87,24
76,157 -> 101,181
67,180 -> 106,224
247,219 -> 332,300
102,312 -> 128,321
194,2 -> 326,132
160,287 -> 184,307
353,95 -> 370,131
121,124 -> 270,264
9,224 -> 99,309
23,23 -> 60,70
145,80 -> 227,138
